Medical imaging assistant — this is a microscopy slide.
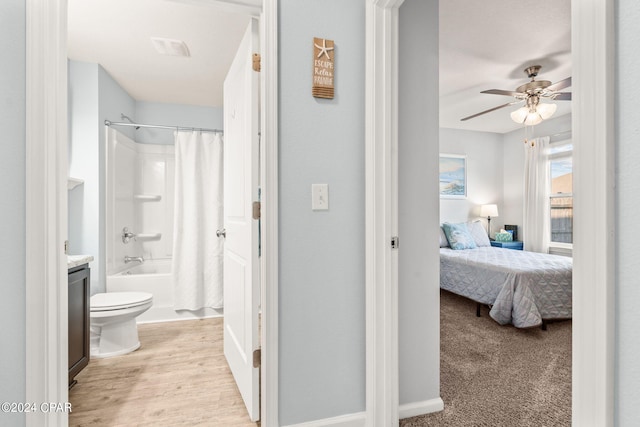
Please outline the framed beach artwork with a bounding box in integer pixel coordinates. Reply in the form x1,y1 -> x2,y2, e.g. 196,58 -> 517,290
439,154 -> 467,198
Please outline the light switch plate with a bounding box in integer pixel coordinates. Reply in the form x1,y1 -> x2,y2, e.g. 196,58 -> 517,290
312,184 -> 329,210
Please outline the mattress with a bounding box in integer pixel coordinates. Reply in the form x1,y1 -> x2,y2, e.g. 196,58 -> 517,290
440,246 -> 572,328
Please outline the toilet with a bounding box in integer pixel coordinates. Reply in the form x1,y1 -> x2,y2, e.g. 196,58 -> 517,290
90,292 -> 153,358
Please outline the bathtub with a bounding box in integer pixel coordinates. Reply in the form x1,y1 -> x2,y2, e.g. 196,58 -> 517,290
106,258 -> 223,323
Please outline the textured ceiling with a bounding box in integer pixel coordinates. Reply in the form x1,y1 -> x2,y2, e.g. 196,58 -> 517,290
439,0 -> 571,133
68,0 -> 571,132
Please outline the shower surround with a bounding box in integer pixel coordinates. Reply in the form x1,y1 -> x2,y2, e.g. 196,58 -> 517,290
105,128 -> 222,322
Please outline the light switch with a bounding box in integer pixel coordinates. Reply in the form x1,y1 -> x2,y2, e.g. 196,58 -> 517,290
312,184 -> 329,210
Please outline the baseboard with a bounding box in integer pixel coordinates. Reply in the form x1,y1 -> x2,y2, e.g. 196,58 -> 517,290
282,411 -> 366,427
399,397 -> 444,419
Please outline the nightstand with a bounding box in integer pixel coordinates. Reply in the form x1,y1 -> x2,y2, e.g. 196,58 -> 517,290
490,240 -> 523,250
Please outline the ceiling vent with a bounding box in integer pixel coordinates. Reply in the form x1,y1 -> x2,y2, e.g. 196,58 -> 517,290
150,37 -> 191,57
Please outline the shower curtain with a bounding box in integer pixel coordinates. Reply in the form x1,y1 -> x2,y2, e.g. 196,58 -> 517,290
172,131 -> 223,310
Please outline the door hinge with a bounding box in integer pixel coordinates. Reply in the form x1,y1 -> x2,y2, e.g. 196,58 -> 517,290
253,348 -> 261,368
252,53 -> 261,72
391,236 -> 399,249
64,240 -> 69,255
252,201 -> 261,220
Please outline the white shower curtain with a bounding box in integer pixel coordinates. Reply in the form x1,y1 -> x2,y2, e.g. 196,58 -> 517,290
172,131 -> 223,310
523,136 -> 550,253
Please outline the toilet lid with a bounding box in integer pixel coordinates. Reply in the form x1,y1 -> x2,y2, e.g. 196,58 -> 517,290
91,292 -> 153,311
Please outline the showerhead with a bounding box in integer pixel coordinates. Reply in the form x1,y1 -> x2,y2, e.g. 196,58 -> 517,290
121,113 -> 140,129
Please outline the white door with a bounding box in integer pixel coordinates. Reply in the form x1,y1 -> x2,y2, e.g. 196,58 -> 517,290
222,18 -> 260,422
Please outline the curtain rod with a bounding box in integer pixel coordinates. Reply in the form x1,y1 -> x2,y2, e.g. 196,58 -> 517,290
105,120 -> 223,134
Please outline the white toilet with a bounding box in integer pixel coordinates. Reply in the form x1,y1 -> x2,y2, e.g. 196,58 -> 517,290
90,292 -> 153,358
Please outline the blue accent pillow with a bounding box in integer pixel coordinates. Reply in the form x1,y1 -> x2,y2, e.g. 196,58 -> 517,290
442,222 -> 478,250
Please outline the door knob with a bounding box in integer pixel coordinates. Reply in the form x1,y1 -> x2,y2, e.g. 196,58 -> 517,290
216,229 -> 226,238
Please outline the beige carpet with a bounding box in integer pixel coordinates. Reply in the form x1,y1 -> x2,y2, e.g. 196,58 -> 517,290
401,290 -> 571,427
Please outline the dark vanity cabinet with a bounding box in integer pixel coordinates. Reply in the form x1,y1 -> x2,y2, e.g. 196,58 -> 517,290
68,264 -> 90,389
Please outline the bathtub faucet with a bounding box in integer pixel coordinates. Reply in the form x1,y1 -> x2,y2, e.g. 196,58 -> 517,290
124,256 -> 144,264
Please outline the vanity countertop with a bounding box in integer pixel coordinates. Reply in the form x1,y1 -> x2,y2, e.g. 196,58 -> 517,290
67,255 -> 94,269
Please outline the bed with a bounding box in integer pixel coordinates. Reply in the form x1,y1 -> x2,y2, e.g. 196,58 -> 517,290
439,222 -> 572,328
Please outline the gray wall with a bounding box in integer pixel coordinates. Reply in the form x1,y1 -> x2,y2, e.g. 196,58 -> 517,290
398,0 -> 441,406
136,101 -> 222,145
278,0 -> 366,423
0,1 -> 26,426
68,61 -> 98,259
616,0 -> 640,424
439,128 -> 503,232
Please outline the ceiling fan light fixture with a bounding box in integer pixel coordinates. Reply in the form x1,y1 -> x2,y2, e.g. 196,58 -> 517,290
464,66 -> 571,126
537,102 -> 558,120
510,106 -> 529,124
524,111 -> 543,126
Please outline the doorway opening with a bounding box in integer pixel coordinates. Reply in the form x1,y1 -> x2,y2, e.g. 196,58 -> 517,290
25,0 -> 278,425
65,0 -> 261,423
428,0 -> 573,424
365,0 -> 614,424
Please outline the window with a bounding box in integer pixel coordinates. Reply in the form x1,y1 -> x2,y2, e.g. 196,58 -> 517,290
549,141 -> 573,245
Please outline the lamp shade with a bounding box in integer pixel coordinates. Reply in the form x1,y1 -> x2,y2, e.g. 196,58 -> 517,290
480,204 -> 499,218
523,111 -> 543,126
537,102 -> 557,120
510,102 -> 557,125
510,106 -> 529,123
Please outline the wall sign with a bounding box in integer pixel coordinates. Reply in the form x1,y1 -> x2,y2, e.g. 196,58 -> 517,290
312,37 -> 335,99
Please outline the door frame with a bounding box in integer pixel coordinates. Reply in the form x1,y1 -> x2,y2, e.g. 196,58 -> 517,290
24,0 -> 279,425
364,0 -> 404,425
365,0 -> 615,425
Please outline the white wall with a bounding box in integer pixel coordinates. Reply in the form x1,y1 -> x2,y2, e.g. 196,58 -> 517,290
616,0 -> 640,424
439,128 -> 503,235
105,129 -> 143,275
135,143 -> 175,260
278,0 -> 365,423
0,1 -> 25,425
501,113 -> 572,241
105,132 -> 175,274
398,0 -> 441,408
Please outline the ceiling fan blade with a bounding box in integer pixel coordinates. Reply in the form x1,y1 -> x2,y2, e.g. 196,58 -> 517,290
481,89 -> 522,97
552,92 -> 572,101
460,101 -> 522,121
547,76 -> 572,91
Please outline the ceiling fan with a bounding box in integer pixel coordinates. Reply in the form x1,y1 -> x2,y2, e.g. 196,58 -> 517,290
461,65 -> 572,126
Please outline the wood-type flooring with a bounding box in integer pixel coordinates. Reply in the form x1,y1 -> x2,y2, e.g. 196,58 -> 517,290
69,318 -> 257,427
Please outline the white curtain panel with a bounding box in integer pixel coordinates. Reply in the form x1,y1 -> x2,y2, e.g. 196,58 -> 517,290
523,136 -> 550,253
172,131 -> 224,310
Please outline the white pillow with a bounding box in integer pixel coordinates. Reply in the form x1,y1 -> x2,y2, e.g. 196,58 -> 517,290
467,220 -> 491,247
439,226 -> 449,247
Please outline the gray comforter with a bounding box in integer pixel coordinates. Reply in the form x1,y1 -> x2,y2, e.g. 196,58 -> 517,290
440,246 -> 572,328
